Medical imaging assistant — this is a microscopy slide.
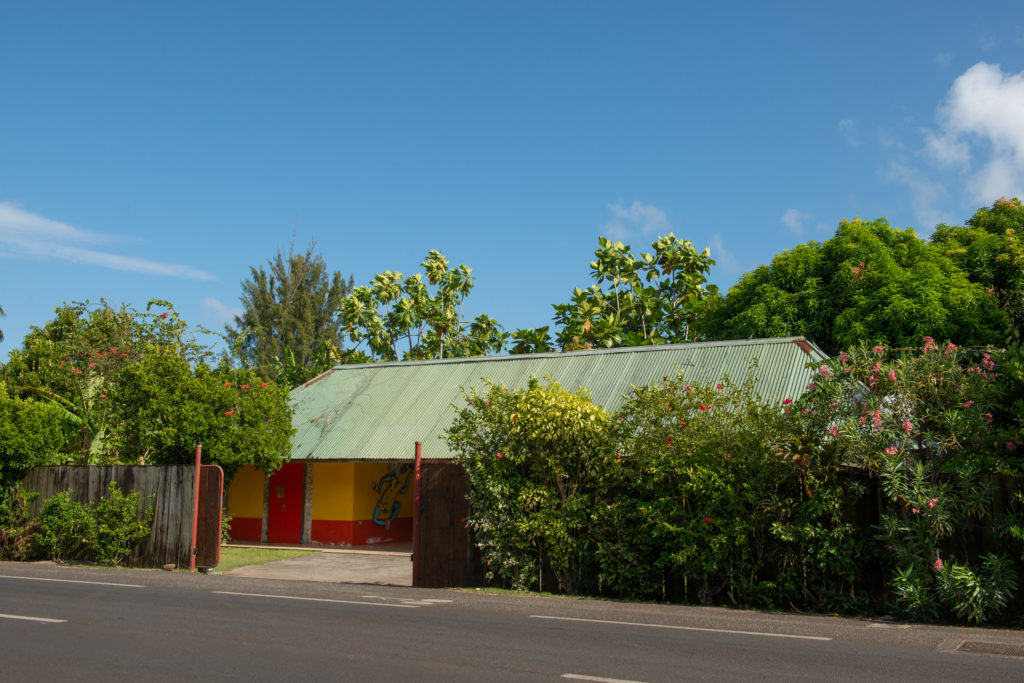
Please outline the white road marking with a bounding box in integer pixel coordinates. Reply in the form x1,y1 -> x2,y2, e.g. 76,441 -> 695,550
0,613 -> 67,623
212,591 -> 420,608
562,675 -> 647,683
531,615 -> 832,641
421,599 -> 453,603
0,575 -> 144,588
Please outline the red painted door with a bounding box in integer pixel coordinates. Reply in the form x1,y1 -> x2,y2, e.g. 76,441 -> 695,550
268,462 -> 304,544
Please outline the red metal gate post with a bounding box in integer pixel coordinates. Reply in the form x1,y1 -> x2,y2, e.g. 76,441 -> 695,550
189,440 -> 202,572
412,441 -> 422,586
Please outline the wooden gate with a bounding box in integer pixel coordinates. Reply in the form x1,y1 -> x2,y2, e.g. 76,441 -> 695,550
413,462 -> 471,588
195,465 -> 224,569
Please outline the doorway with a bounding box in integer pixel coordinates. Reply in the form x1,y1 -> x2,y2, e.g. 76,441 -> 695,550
267,462 -> 304,544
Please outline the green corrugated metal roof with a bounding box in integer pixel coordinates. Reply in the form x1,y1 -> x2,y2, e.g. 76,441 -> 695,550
290,337 -> 827,462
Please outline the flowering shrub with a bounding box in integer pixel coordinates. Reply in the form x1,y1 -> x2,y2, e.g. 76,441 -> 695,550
0,484 -> 39,560
802,338 -> 1021,622
597,372 -> 866,610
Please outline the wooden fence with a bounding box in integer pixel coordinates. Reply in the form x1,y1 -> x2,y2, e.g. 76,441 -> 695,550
20,465 -> 220,569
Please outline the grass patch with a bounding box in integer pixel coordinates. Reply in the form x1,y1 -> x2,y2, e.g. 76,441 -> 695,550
215,546 -> 317,572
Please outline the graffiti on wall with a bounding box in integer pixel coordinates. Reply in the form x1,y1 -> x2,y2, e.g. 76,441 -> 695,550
371,463 -> 413,530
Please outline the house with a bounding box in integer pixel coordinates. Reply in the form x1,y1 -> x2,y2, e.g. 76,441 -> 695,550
225,337 -> 827,546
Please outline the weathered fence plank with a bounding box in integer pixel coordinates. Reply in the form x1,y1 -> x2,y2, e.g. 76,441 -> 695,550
21,466 -> 200,568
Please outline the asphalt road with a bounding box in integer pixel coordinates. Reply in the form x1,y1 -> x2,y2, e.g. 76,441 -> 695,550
1,561 -> 1023,682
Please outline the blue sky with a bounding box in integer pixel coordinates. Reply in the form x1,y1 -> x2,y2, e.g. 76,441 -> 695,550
2,1 -> 1023,358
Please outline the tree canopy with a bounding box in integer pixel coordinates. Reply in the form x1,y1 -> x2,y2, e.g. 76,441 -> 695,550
340,250 -> 506,361
226,241 -> 354,385
697,217 -> 1009,354
1,300 -> 292,477
931,197 -> 1024,344
553,234 -> 715,350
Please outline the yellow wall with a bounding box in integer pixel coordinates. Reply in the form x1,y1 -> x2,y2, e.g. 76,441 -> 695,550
310,462 -> 414,522
227,464 -> 265,518
311,462 -> 355,521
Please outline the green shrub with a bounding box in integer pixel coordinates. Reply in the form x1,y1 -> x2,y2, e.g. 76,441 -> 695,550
35,492 -> 93,562
0,484 -> 39,560
33,482 -> 154,565
87,481 -> 155,566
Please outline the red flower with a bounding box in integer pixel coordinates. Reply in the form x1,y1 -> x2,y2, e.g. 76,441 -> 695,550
716,383 -> 723,390
663,376 -> 668,382
261,382 -> 268,388
703,516 -> 712,523
699,404 -> 707,411
224,410 -> 236,416
782,398 -> 792,405
496,452 -> 503,459
72,368 -> 82,374
667,438 -> 673,445
223,382 -> 231,388
684,385 -> 692,391
159,312 -> 169,319
241,384 -> 249,390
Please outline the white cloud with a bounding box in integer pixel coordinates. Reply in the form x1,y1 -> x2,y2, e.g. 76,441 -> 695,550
706,234 -> 739,273
780,209 -> 812,235
838,118 -> 859,147
603,200 -> 670,241
924,62 -> 1024,203
0,202 -> 215,280
203,297 -> 243,328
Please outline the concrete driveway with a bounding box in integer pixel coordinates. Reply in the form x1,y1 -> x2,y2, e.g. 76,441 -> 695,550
221,544 -> 412,586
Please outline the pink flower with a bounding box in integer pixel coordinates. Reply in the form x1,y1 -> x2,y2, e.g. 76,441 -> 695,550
911,508 -> 919,514
963,400 -> 974,408
89,363 -> 95,368
985,412 -> 993,423
840,351 -> 850,364
872,345 -> 884,355
818,365 -> 831,377
872,410 -> 882,426
828,425 -> 839,437
261,382 -> 268,388
782,398 -> 792,405
159,312 -> 169,319
888,369 -> 897,382
933,558 -> 943,571
806,383 -> 815,391
902,421 -> 913,434
885,446 -> 898,455
928,498 -> 938,508
496,452 -> 503,459
99,394 -> 106,399
922,336 -> 938,353
944,342 -> 958,356
72,368 -> 82,374
1007,441 -> 1018,451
